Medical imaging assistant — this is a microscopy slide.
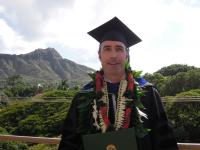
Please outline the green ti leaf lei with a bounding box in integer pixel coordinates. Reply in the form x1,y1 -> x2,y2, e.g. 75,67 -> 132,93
88,67 -> 150,138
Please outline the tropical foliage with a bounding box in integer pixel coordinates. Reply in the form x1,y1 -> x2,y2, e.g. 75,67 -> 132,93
0,64 -> 200,149
0,101 -> 71,136
176,89 -> 200,97
165,100 -> 200,142
3,75 -> 37,97
144,65 -> 200,96
156,64 -> 197,76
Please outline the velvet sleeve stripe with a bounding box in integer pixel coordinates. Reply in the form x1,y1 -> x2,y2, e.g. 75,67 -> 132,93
151,86 -> 179,150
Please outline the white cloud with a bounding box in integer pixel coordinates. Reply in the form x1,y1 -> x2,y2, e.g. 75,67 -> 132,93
0,19 -> 46,54
128,0 -> 200,73
0,0 -> 75,40
0,0 -> 199,73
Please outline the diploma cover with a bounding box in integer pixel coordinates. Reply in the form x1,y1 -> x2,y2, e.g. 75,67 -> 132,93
83,128 -> 138,150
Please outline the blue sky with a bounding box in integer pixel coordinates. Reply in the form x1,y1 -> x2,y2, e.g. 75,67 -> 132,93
0,0 -> 199,73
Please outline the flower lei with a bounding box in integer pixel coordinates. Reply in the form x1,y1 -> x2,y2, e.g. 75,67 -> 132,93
90,69 -> 150,137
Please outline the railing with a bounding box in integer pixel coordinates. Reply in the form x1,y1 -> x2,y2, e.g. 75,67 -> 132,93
0,134 -> 60,145
1,97 -> 200,149
0,134 -> 200,150
162,96 -> 200,102
1,96 -> 200,103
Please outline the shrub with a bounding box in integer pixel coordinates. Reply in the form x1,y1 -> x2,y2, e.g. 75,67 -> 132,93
0,141 -> 28,150
176,89 -> 200,97
41,89 -> 77,100
165,100 -> 200,142
29,144 -> 58,150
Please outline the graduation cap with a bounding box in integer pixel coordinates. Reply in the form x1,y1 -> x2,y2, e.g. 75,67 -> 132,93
88,17 -> 141,48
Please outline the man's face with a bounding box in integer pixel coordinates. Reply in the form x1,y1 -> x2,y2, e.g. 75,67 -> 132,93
99,40 -> 127,74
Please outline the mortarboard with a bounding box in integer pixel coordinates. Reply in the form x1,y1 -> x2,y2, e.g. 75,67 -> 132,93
88,17 -> 141,48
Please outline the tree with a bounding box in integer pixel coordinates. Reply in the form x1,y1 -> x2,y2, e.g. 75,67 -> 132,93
0,126 -> 28,150
161,69 -> 200,96
144,73 -> 165,86
16,115 -> 43,136
6,75 -> 23,87
176,89 -> 200,97
57,80 -> 69,90
3,75 -> 37,97
0,142 -> 28,150
165,100 -> 200,142
29,144 -> 58,150
156,64 -> 197,76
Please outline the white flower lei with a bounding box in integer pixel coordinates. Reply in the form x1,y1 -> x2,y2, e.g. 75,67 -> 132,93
92,80 -> 129,132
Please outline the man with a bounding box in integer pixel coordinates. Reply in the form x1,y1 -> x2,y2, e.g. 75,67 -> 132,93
58,17 -> 178,150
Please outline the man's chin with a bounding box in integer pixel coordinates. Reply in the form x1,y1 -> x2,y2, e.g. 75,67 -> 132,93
104,67 -> 125,74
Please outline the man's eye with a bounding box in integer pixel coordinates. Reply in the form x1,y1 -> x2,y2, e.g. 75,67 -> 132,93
103,47 -> 111,51
116,47 -> 124,52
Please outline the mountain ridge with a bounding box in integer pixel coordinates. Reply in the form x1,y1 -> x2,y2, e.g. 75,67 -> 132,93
0,48 -> 94,85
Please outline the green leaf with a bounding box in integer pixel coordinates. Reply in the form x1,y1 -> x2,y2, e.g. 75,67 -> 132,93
125,60 -> 131,70
88,72 -> 95,80
135,127 -> 150,138
133,70 -> 143,78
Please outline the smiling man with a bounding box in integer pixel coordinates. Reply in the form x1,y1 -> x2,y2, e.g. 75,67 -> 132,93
99,40 -> 127,83
58,17 -> 178,150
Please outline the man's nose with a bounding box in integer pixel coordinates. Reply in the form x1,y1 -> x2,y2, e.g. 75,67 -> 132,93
110,49 -> 117,58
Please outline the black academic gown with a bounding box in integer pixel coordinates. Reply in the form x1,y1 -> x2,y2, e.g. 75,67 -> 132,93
58,82 -> 178,150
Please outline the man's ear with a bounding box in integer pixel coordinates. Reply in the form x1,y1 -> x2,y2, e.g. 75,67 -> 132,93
98,46 -> 101,60
126,48 -> 130,61
98,52 -> 101,60
126,53 -> 128,59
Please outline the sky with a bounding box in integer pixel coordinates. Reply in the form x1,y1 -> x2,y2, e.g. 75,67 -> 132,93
0,0 -> 200,73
